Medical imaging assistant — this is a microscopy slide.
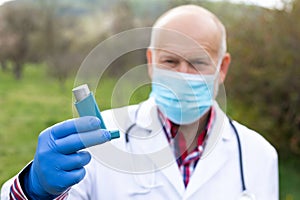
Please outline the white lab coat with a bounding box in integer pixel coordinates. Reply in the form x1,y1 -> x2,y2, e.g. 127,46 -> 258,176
1,98 -> 278,200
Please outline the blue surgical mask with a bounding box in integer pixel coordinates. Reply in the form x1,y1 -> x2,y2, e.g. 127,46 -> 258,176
150,67 -> 216,125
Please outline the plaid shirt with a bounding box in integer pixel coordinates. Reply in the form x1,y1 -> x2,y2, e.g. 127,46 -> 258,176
159,108 -> 215,187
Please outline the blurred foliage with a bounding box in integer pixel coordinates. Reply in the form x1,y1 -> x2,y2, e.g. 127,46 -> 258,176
222,0 -> 300,156
0,0 -> 299,157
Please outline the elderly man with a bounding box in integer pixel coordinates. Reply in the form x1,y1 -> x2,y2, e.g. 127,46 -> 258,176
1,4 -> 278,200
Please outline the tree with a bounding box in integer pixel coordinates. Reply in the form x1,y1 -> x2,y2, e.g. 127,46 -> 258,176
110,1 -> 134,34
36,1 -> 86,88
0,1 -> 39,79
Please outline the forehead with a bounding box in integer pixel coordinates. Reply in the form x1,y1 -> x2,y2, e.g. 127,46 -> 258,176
151,29 -> 213,61
151,10 -> 222,61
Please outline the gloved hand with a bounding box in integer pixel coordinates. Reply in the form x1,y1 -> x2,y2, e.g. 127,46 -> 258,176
24,116 -> 111,199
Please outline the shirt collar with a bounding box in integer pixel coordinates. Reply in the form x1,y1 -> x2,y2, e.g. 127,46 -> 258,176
158,107 -> 215,147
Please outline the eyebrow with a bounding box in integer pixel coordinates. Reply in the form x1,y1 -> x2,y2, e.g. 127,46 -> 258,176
158,50 -> 211,62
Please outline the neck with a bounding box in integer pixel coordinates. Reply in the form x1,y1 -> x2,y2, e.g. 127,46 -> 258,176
178,109 -> 211,153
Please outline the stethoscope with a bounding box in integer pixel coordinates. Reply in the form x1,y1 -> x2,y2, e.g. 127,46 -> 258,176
229,119 -> 256,200
124,105 -> 256,199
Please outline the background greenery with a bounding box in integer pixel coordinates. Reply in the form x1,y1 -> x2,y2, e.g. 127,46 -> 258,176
0,0 -> 299,199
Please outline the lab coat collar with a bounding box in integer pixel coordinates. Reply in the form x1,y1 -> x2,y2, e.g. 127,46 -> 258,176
135,98 -> 232,142
133,98 -> 234,197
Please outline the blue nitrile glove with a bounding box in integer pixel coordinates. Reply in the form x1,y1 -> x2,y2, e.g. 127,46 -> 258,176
24,116 -> 112,199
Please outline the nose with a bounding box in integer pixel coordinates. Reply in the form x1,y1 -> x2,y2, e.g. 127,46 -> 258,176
177,61 -> 191,73
177,61 -> 196,74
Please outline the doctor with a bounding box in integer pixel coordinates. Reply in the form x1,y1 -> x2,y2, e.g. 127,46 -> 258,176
1,4 -> 278,200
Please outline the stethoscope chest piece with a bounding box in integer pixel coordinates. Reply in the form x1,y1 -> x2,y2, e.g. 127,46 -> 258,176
238,191 -> 256,200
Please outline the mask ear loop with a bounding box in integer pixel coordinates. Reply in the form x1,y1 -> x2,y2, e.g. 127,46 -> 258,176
213,53 -> 224,76
205,54 -> 222,100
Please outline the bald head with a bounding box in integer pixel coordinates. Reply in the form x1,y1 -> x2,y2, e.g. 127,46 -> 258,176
150,5 -> 227,63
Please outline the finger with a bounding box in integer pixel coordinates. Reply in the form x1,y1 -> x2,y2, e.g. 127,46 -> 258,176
55,129 -> 111,154
59,151 -> 91,171
51,116 -> 102,139
63,167 -> 87,186
53,167 -> 87,193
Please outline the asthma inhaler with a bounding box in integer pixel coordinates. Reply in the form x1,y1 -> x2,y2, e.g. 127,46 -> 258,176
72,84 -> 120,140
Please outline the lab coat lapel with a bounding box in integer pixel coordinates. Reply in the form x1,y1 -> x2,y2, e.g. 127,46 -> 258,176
134,98 -> 185,196
134,99 -> 233,197
184,102 -> 233,199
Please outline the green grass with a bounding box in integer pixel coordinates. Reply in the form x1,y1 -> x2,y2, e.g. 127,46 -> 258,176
0,64 -> 74,184
279,156 -> 300,200
0,64 -> 299,200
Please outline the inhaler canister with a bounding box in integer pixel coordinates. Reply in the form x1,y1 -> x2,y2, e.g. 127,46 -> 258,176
72,84 -> 120,140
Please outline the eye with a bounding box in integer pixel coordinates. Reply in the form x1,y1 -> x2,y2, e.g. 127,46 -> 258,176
190,60 -> 207,66
189,60 -> 210,70
161,58 -> 178,68
165,59 -> 175,63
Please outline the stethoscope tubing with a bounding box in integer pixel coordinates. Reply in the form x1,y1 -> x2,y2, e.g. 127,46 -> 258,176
229,118 -> 247,191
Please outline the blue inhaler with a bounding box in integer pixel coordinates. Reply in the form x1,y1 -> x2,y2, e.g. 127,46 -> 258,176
72,84 -> 120,141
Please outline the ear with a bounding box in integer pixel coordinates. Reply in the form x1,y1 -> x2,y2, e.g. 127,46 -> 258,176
146,48 -> 153,79
218,53 -> 231,84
